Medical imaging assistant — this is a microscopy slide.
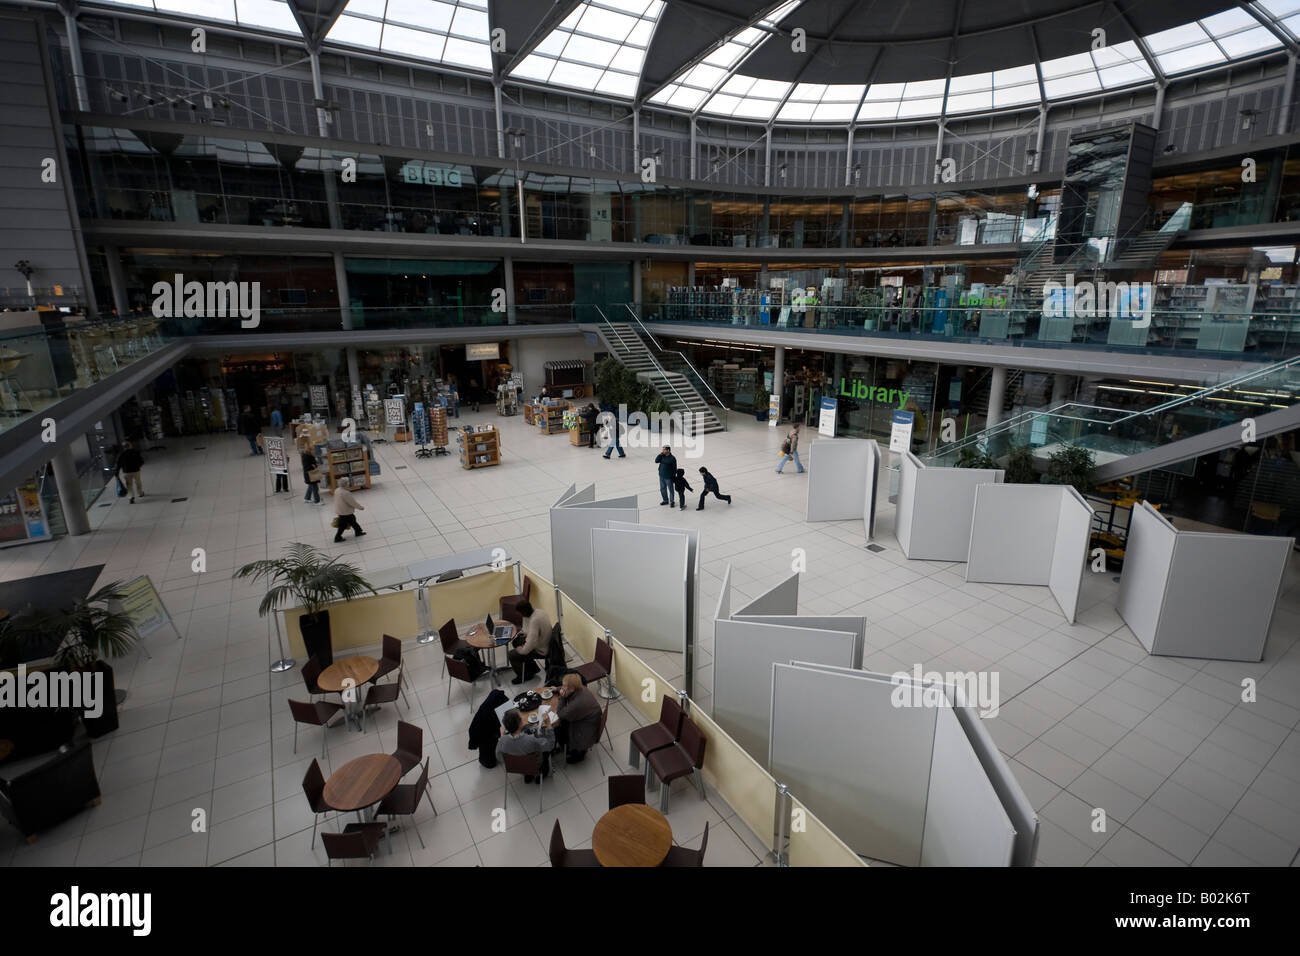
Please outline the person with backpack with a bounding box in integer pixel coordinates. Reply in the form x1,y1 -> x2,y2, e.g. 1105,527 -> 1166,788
655,445 -> 678,505
777,422 -> 805,474
696,467 -> 732,510
114,441 -> 145,503
671,468 -> 693,511
237,405 -> 262,455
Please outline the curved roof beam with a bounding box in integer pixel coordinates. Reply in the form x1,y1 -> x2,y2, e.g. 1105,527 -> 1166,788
765,1 -> 861,122
289,0 -> 350,49
1108,0 -> 1168,82
499,0 -> 585,76
1238,0 -> 1300,53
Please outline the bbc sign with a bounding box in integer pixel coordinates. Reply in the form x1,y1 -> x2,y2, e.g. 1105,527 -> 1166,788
399,163 -> 463,187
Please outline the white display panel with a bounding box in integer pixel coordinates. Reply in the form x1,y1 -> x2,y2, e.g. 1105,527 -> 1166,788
770,663 -> 936,865
737,616 -> 865,666
864,440 -> 881,540
733,572 -> 800,616
591,528 -> 688,654
713,619 -> 858,762
1049,488 -> 1093,624
550,486 -> 639,614
714,564 -> 732,624
1115,502 -> 1177,653
920,705 -> 1017,866
805,439 -> 873,521
897,453 -> 1003,561
952,703 -> 1040,867
965,484 -> 1062,584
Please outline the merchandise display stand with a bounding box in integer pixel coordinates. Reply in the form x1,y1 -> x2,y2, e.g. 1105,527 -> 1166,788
365,399 -> 386,442
537,402 -> 568,435
324,440 -> 372,491
523,402 -> 542,425
428,404 -> 449,456
412,402 -> 432,459
497,387 -> 518,416
563,408 -> 592,446
457,424 -> 500,469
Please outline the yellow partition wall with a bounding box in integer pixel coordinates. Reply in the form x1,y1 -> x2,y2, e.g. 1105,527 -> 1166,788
558,592 -> 601,664
788,796 -> 869,867
610,638 -> 677,723
690,706 -> 778,858
282,568 -> 514,657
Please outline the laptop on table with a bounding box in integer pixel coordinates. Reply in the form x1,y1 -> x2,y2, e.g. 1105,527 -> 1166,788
485,613 -> 512,644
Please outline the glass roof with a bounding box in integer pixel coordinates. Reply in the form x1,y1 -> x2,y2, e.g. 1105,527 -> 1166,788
509,0 -> 665,99
79,1 -> 1298,124
326,0 -> 493,71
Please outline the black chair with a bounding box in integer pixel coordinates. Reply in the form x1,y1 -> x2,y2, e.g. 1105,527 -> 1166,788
301,758 -> 333,849
500,576 -> 532,628
0,740 -> 101,843
549,819 -> 600,868
661,821 -> 708,867
646,715 -> 707,812
445,655 -> 490,712
575,638 -> 613,694
393,720 -> 423,776
376,758 -> 437,849
438,618 -> 471,678
363,660 -> 404,731
288,698 -> 343,758
502,751 -> 544,813
373,634 -> 403,694
607,774 -> 646,810
301,657 -> 326,699
321,822 -> 387,865
629,695 -> 683,769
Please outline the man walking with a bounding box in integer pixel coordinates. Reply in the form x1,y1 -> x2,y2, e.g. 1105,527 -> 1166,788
599,407 -> 625,459
655,445 -> 678,506
237,405 -> 262,455
115,440 -> 145,504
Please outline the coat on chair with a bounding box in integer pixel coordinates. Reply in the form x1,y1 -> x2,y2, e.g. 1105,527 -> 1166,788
468,689 -> 509,767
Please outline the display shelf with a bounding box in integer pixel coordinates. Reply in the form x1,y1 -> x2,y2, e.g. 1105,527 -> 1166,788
456,425 -> 500,469
497,387 -> 519,416
523,402 -> 542,425
324,441 -> 371,491
428,405 -> 449,455
537,402 -> 568,435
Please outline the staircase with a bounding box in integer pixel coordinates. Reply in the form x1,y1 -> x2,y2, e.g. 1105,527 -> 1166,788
1106,228 -> 1183,270
595,314 -> 725,434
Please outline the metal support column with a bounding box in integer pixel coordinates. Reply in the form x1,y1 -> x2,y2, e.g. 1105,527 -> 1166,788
764,125 -> 773,187
1033,106 -> 1047,173
493,81 -> 506,159
1051,373 -> 1072,407
104,244 -> 131,317
844,124 -> 856,187
503,254 -> 516,324
599,628 -> 621,701
986,366 -> 1008,428
1278,53 -> 1297,136
772,345 -> 785,421
59,1 -> 91,111
1152,81 -> 1167,133
771,782 -> 792,866
51,443 -> 89,536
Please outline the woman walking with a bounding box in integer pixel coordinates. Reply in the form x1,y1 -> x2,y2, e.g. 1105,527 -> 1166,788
776,422 -> 805,474
301,440 -> 322,504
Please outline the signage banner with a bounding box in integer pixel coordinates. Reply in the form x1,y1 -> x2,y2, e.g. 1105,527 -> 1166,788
384,397 -> 406,427
889,410 -> 915,453
309,385 -> 329,409
818,397 -> 838,437
0,478 -> 50,547
466,342 -> 500,360
769,393 -> 780,427
112,575 -> 177,640
265,436 -> 288,475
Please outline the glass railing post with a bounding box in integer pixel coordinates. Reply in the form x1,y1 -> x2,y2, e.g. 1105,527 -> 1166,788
772,782 -> 792,866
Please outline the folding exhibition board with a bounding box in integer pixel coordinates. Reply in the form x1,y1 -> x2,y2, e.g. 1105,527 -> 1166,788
964,483 -> 1093,623
591,527 -> 688,655
864,439 -> 881,540
1117,502 -> 1292,662
606,520 -> 700,696
804,438 -> 880,524
712,618 -> 859,763
896,452 -> 1003,561
732,571 -> 799,617
549,483 -> 639,614
951,701 -> 1039,867
769,663 -> 935,866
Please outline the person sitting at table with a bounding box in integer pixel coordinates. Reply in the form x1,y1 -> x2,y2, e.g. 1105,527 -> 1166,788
496,708 -> 553,782
553,672 -> 601,763
507,599 -> 552,685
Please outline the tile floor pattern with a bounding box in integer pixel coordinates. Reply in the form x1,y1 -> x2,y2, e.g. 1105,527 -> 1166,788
1,409 -> 1298,867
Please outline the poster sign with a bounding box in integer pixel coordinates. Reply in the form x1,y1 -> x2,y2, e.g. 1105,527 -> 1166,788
769,393 -> 780,427
818,397 -> 838,437
111,575 -> 177,640
265,436 -> 288,475
889,410 -> 915,453
384,397 -> 406,427
309,385 -> 328,409
0,478 -> 51,547
466,343 -> 500,360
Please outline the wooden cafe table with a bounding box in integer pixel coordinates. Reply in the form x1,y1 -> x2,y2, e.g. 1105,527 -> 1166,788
592,804 -> 674,867
465,621 -> 516,686
318,656 -> 379,731
324,753 -> 401,820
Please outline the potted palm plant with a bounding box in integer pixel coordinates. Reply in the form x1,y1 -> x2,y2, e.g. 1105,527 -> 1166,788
21,583 -> 140,738
234,542 -> 374,667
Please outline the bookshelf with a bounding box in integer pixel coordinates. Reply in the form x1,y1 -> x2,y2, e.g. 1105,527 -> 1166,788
457,425 -> 500,469
325,441 -> 371,491
537,402 -> 568,435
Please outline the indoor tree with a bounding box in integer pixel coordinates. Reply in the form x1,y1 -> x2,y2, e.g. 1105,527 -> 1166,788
1043,444 -> 1097,493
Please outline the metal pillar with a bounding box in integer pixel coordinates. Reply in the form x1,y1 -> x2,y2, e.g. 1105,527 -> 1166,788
600,628 -> 621,701
503,254 -> 516,324
689,116 -> 697,180
773,346 -> 785,420
1278,53 -> 1297,136
771,782 -> 792,866
986,366 -> 1008,428
59,1 -> 91,112
632,259 -> 642,308
1152,82 -> 1167,133
309,49 -> 343,231
1033,106 -> 1047,173
844,125 -> 856,187
632,107 -> 640,172
104,244 -> 131,317
333,251 -> 353,332
764,125 -> 773,187
493,81 -> 506,159
1051,373 -> 1071,407
51,443 -> 89,536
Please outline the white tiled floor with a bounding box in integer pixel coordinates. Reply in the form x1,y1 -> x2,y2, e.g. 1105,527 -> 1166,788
1,407 -> 1298,867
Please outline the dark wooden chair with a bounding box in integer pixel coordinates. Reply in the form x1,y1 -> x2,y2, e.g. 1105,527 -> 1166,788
362,661 -> 404,731
499,576 -> 532,628
445,655 -> 489,712
438,618 -> 471,678
660,821 -> 708,867
376,757 -> 436,849
393,720 -> 423,776
288,698 -> 343,758
301,657 -> 326,699
629,695 -> 683,769
607,773 -> 646,810
373,635 -> 403,694
321,822 -> 387,865
646,715 -> 707,812
575,638 -> 613,693
301,758 -> 333,849
502,751 -> 544,813
549,819 -> 600,867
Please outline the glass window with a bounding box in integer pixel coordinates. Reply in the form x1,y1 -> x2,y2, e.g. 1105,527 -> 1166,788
509,0 -> 665,98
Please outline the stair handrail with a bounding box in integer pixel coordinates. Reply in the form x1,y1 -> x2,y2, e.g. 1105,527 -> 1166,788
595,306 -> 711,433
619,303 -> 729,430
928,353 -> 1300,462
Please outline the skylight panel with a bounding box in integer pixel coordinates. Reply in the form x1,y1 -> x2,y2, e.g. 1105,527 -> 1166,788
325,0 -> 493,71
509,0 -> 664,98
1093,41 -> 1153,88
1260,0 -> 1300,16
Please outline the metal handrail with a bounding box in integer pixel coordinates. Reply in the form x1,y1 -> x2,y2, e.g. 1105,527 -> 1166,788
618,304 -> 728,430
927,353 -> 1300,462
595,306 -> 708,433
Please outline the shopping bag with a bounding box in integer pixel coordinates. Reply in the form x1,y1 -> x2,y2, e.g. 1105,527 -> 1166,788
307,468 -> 323,483
330,516 -> 340,528
116,477 -> 127,497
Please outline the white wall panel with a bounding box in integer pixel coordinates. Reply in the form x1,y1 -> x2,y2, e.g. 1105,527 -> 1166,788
965,483 -> 1061,584
1115,503 -> 1176,652
1049,488 -> 1093,624
920,706 -> 1016,867
734,572 -> 800,616
591,528 -> 688,653
806,439 -> 874,521
550,502 -> 639,614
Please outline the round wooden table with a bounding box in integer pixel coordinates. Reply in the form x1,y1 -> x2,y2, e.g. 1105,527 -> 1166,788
591,803 -> 673,867
466,622 -> 515,685
317,656 -> 379,692
323,754 -> 401,812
